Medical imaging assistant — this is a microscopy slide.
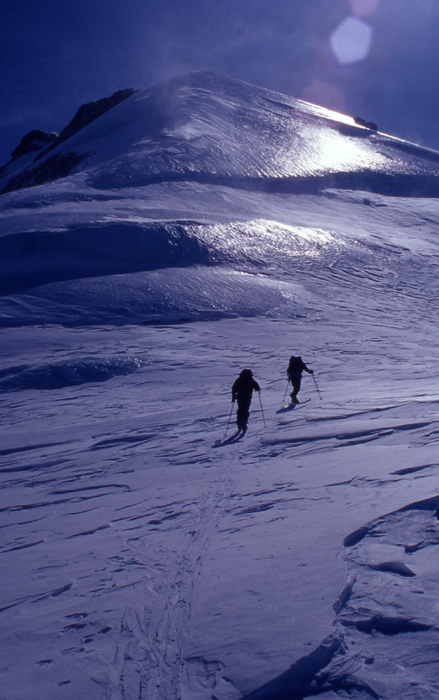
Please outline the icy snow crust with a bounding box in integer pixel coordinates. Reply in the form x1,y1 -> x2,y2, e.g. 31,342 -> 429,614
2,73 -> 439,699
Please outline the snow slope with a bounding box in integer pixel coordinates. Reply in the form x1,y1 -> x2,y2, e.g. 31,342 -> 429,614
1,72 -> 439,699
3,72 -> 439,195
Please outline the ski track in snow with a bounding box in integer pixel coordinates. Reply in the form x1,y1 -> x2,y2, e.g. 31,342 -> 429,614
1,317 -> 439,699
0,324 -> 248,699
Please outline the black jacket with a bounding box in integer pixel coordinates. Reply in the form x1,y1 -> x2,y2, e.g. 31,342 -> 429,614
232,372 -> 260,403
287,356 -> 312,377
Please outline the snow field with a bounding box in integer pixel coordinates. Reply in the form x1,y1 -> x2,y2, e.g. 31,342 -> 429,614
1,312 -> 439,699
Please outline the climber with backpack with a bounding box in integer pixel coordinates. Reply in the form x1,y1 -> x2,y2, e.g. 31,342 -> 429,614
287,355 -> 314,404
231,369 -> 261,434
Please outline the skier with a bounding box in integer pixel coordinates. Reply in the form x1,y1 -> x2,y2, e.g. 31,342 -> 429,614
232,369 -> 261,434
287,355 -> 313,404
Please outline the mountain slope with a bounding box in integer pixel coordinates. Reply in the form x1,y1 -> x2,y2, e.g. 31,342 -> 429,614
2,71 -> 439,196
2,72 -> 439,327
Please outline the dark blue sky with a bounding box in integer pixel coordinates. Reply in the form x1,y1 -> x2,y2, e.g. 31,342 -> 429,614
1,0 -> 439,165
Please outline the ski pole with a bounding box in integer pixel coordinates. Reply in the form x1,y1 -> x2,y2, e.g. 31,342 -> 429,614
258,392 -> 267,428
225,402 -> 234,436
312,373 -> 322,400
283,378 -> 290,402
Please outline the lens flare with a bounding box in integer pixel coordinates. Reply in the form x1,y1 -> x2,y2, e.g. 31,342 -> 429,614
330,16 -> 373,64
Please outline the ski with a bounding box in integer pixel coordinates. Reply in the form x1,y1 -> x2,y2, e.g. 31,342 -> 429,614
276,398 -> 311,414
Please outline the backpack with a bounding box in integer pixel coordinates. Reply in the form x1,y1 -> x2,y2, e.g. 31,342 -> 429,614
288,356 -> 303,374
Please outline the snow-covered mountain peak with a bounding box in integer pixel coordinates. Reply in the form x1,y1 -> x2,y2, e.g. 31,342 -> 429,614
3,71 -> 439,196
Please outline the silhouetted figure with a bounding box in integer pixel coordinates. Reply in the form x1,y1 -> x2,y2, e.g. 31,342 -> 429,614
287,356 -> 313,403
232,369 -> 261,434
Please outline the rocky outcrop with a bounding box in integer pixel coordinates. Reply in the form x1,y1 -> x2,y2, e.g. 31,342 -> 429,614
34,88 -> 138,161
354,116 -> 378,131
1,151 -> 92,195
1,88 -> 137,193
11,130 -> 58,160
